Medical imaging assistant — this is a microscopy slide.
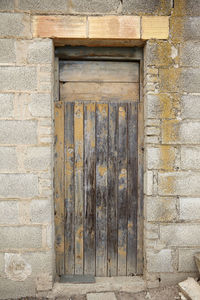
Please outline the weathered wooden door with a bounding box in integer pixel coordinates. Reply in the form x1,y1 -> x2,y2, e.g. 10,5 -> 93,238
55,53 -> 143,277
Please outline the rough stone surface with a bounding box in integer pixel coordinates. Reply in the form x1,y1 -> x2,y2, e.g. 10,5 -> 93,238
0,39 -> 16,63
180,68 -> 200,93
0,13 -> 31,38
181,95 -> 200,119
181,147 -> 200,170
180,41 -> 200,66
0,201 -> 18,224
0,174 -> 38,198
27,39 -> 53,64
185,0 -> 200,16
179,122 -> 200,144
28,94 -> 51,117
0,147 -> 18,171
160,224 -> 200,246
30,199 -> 52,223
0,225 -> 42,249
158,172 -> 200,196
0,66 -> 37,91
122,0 -> 171,15
178,277 -> 200,300
23,251 -> 53,274
0,277 -> 36,299
146,197 -> 176,222
70,0 -> 120,14
180,198 -> 200,220
0,0 -> 15,11
146,249 -> 173,273
87,292 -> 117,300
184,17 -> 200,40
0,93 -> 14,118
0,120 -> 37,144
24,147 -> 51,170
5,253 -> 32,281
18,0 -> 68,13
179,249 -> 199,272
146,146 -> 176,170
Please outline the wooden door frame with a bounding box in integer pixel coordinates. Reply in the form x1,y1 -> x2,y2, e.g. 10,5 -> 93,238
54,46 -> 144,276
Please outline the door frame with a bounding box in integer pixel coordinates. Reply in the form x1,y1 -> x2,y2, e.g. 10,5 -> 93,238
54,46 -> 144,277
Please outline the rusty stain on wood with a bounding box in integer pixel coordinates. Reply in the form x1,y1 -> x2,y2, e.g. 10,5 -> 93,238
54,101 -> 65,275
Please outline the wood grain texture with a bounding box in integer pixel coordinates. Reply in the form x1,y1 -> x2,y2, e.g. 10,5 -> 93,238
127,103 -> 138,275
117,104 -> 128,276
107,103 -> 118,276
60,82 -> 139,102
33,15 -> 87,38
84,103 -> 96,275
96,103 -> 108,276
74,103 -> 84,274
54,101 -> 65,275
64,103 -> 75,274
60,61 -> 139,83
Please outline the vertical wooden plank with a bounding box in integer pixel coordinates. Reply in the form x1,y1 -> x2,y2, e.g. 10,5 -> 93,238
96,103 -> 108,276
64,103 -> 75,274
137,100 -> 144,274
74,103 -> 84,274
84,103 -> 96,275
54,57 -> 59,102
117,104 -> 128,276
107,103 -> 118,276
54,101 -> 65,275
127,103 -> 138,275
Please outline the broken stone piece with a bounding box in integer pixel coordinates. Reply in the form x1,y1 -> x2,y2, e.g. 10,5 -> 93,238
194,253 -> 200,274
178,277 -> 200,300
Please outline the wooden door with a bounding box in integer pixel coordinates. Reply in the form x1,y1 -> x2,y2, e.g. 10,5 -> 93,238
55,58 -> 143,277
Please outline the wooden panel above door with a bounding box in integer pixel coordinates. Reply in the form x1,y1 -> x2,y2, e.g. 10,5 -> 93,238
59,61 -> 139,83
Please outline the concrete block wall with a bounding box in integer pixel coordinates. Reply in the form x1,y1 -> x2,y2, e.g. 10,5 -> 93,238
0,9 -> 55,297
144,0 -> 200,285
0,0 -> 200,298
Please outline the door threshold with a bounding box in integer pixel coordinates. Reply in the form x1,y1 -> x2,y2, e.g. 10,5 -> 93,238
48,276 -> 146,299
60,274 -> 95,283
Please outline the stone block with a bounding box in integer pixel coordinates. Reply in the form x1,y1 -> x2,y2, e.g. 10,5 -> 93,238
146,197 -> 176,222
24,147 -> 51,171
180,68 -> 200,93
0,225 -> 42,249
180,41 -> 200,66
146,127 -> 160,135
0,120 -> 37,144
18,0 -> 68,13
0,0 -> 15,11
185,0 -> 200,16
144,171 -> 153,195
0,201 -> 18,224
27,39 -> 53,64
160,272 -> 199,287
146,249 -> 173,273
0,147 -> 18,171
30,199 -> 52,223
195,253 -> 200,273
179,122 -> 200,144
181,95 -> 200,119
122,0 -> 171,15
147,146 -> 176,171
28,94 -> 51,117
181,147 -> 200,170
145,222 -> 159,239
87,293 -> 117,300
33,15 -> 87,39
0,39 -> 16,63
180,198 -> 200,221
160,224 -> 200,246
178,277 -> 200,300
146,93 -> 180,120
0,93 -> 14,118
88,16 -> 140,39
0,66 -> 37,91
0,277 -> 35,299
0,174 -> 38,198
159,69 -> 180,92
184,17 -> 200,40
23,251 -> 53,275
142,16 -> 169,39
158,172 -> 200,196
179,249 -> 199,272
0,13 -> 31,38
145,41 -> 174,67
70,0 -> 120,13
